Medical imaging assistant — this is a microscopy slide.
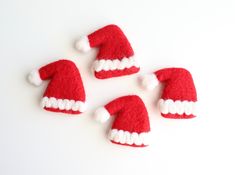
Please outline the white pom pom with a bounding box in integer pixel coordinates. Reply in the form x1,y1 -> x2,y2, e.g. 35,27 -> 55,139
28,69 -> 42,86
140,73 -> 159,90
75,36 -> 91,52
94,107 -> 110,123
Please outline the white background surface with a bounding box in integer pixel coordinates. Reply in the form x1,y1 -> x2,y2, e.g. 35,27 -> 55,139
0,0 -> 235,175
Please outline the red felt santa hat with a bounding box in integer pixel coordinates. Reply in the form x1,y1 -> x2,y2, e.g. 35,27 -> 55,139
28,59 -> 86,114
94,95 -> 150,147
141,68 -> 197,119
75,24 -> 140,79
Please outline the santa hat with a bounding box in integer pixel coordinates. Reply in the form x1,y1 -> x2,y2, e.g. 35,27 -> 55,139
75,24 -> 140,79
141,68 -> 197,119
94,95 -> 150,147
28,59 -> 86,114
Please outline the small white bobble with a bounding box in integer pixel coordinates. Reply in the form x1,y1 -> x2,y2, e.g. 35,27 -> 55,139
75,36 -> 91,52
140,74 -> 159,90
28,70 -> 42,86
94,107 -> 110,123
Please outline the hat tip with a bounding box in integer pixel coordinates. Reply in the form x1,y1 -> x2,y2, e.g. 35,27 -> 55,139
75,36 -> 91,52
94,107 -> 110,123
28,69 -> 42,86
140,73 -> 159,90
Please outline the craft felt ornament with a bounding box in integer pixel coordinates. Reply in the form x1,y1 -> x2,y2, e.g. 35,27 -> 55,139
94,95 -> 150,147
141,68 -> 197,119
75,24 -> 140,79
28,59 -> 86,114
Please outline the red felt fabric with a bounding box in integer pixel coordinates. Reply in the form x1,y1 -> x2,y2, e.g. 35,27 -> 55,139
88,24 -> 134,59
155,68 -> 197,101
94,66 -> 140,79
161,113 -> 195,119
38,59 -> 86,114
154,68 -> 197,119
86,24 -> 139,79
104,95 -> 150,134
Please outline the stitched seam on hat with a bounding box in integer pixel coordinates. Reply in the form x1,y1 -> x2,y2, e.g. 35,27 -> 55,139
93,57 -> 139,72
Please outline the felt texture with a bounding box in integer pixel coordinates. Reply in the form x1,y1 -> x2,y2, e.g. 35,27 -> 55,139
111,141 -> 146,148
44,107 -> 80,114
154,68 -> 197,119
36,59 -> 86,114
103,95 -> 150,147
88,24 -> 134,59
86,24 -> 139,79
161,113 -> 195,119
94,66 -> 140,79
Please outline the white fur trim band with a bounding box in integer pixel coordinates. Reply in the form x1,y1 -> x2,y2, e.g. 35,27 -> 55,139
93,57 -> 139,72
159,99 -> 196,115
41,97 -> 87,112
28,69 -> 42,86
75,36 -> 91,52
108,129 -> 150,146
